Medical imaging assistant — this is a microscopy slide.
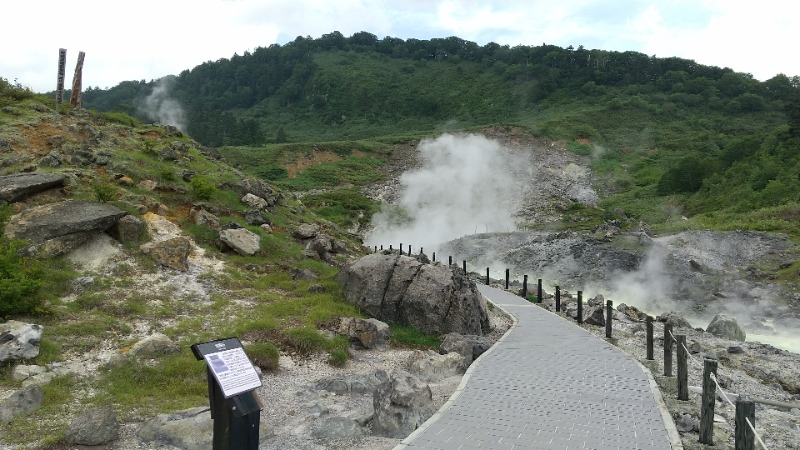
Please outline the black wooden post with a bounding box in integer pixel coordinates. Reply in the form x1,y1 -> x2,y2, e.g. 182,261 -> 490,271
462,260 -> 467,275
432,252 -> 436,262
505,269 -> 509,289
537,279 -> 543,303
400,243 -> 403,254
390,245 -> 393,252
646,317 -> 654,360
700,358 -> 718,445
380,245 -> 383,250
420,247 -> 423,255
408,245 -> 411,256
735,397 -> 755,450
664,323 -> 673,377
449,256 -> 452,266
555,286 -> 560,312
522,275 -> 528,298
486,268 -> 490,285
374,245 -> 377,252
605,300 -> 613,338
677,334 -> 689,401
577,291 -> 583,324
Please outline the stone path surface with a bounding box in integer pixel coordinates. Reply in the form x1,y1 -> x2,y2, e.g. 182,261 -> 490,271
395,284 -> 681,450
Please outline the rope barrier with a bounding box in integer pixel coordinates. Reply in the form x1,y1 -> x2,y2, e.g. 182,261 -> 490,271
667,329 -> 770,449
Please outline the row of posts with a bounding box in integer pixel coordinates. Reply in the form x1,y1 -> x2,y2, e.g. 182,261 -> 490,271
645,320 -> 757,449
376,243 -> 760,449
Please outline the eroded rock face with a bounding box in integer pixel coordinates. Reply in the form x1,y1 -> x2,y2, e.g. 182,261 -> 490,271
140,237 -> 192,271
706,313 -> 746,342
372,370 -> 435,438
65,406 -> 120,445
0,172 -> 65,203
337,253 -> 490,336
0,321 -> 43,363
4,200 -> 126,256
338,317 -> 390,350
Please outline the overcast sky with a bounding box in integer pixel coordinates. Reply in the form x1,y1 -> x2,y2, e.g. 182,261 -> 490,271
3,0 -> 797,93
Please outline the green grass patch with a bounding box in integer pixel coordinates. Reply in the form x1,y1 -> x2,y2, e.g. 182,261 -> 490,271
389,324 -> 442,349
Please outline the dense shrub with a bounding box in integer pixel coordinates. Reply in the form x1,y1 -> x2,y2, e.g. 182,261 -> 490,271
0,238 -> 45,318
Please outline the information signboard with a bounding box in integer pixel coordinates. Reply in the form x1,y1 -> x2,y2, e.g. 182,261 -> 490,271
192,338 -> 262,398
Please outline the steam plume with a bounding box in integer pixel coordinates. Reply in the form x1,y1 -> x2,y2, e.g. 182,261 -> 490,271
366,133 -> 520,252
138,77 -> 187,132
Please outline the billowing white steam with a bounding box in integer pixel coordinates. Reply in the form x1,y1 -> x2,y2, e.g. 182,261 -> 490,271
366,133 -> 520,252
138,77 -> 187,132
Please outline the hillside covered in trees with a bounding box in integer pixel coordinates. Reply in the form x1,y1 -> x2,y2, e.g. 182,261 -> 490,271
80,31 -> 800,237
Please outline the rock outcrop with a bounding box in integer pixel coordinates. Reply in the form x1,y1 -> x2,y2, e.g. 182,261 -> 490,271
0,384 -> 44,425
0,172 -> 65,203
0,320 -> 43,363
64,406 -> 120,446
337,253 -> 490,335
4,200 -> 127,256
706,313 -> 746,342
219,228 -> 261,256
372,369 -> 436,438
337,317 -> 390,350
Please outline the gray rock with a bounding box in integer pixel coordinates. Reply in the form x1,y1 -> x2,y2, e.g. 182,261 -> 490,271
372,370 -> 436,438
65,405 -> 119,445
439,333 -> 492,365
230,178 -> 279,207
657,311 -> 693,330
338,317 -> 390,350
407,350 -> 466,382
309,417 -> 365,439
291,268 -> 318,281
131,333 -> 180,358
337,254 -> 490,336
244,209 -> 268,226
241,193 -> 268,210
137,407 -> 213,450
706,314 -> 746,342
0,384 -> 44,425
219,228 -> 261,256
108,214 -> 146,243
140,237 -> 192,271
0,321 -> 43,363
308,284 -> 325,293
315,369 -> 389,396
4,200 -> 126,256
304,234 -> 334,260
11,364 -> 46,382
0,172 -> 65,203
294,223 -> 320,240
727,345 -> 746,354
584,305 -> 606,326
675,413 -> 699,432
38,151 -> 63,167
190,207 -> 221,231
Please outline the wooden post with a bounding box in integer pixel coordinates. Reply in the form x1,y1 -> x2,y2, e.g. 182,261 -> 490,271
646,317 -> 654,360
505,269 -> 509,289
577,291 -> 583,324
555,286 -> 560,312
486,268 -> 490,285
56,48 -> 67,105
677,334 -> 688,400
390,245 -> 393,252
605,300 -> 613,338
380,245 -> 383,250
700,358 -> 718,445
664,323 -> 673,377
70,51 -> 85,108
449,256 -> 452,266
462,260 -> 466,275
400,243 -> 403,254
735,397 -> 755,450
374,246 -> 377,252
537,279 -> 543,303
408,245 -> 411,256
420,247 -> 423,255
522,275 -> 528,298
432,252 -> 435,262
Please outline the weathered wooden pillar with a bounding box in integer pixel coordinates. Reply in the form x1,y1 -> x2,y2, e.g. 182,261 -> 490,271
505,269 -> 509,289
605,300 -> 613,338
664,323 -> 673,377
486,268 -> 490,285
699,358 -> 718,445
646,317 -> 654,360
676,334 -> 688,400
577,291 -> 583,324
555,286 -> 560,312
735,397 -> 755,450
537,279 -> 543,303
70,51 -> 85,108
521,275 -> 528,298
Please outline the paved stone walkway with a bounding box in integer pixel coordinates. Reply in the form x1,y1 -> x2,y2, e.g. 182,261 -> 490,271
395,284 -> 681,450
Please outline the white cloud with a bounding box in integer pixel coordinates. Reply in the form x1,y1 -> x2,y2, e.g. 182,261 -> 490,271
1,0 -> 797,92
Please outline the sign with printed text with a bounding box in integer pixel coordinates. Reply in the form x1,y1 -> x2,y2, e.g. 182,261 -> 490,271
192,338 -> 262,398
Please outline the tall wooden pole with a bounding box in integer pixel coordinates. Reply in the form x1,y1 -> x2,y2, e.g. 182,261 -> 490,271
56,48 -> 67,105
70,51 -> 85,108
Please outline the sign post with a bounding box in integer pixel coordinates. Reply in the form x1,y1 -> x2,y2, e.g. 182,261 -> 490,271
191,337 -> 262,450
56,48 -> 67,105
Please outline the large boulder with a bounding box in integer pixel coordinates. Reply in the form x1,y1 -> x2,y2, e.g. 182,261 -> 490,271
0,384 -> 44,425
337,254 -> 490,336
64,406 -> 119,445
140,237 -> 192,271
706,314 -> 746,342
657,311 -> 693,330
219,228 -> 261,256
0,321 -> 43,363
0,172 -> 65,203
372,370 -> 436,438
108,215 -> 146,244
229,178 -> 279,207
439,333 -> 492,365
337,317 -> 390,350
4,200 -> 127,256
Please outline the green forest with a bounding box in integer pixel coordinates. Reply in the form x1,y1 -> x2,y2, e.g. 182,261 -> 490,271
79,31 -> 800,237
